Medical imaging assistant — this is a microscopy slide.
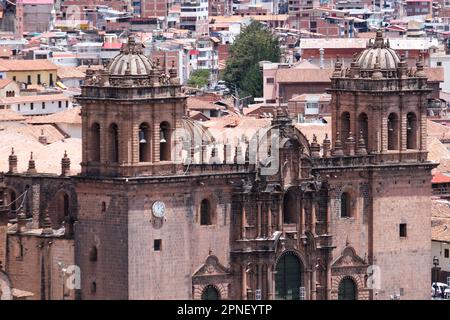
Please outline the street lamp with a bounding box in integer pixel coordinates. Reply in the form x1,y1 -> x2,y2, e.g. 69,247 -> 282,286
433,256 -> 439,298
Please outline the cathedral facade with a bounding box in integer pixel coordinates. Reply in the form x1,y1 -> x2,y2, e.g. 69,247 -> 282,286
0,32 -> 436,300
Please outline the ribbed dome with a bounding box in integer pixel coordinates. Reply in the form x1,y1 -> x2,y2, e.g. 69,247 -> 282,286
107,36 -> 154,77
355,30 -> 400,71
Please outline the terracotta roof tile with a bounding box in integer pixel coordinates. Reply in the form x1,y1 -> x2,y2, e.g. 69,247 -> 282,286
0,109 -> 25,121
0,94 -> 70,105
0,123 -> 81,174
57,66 -> 85,79
276,68 -> 333,83
0,59 -> 57,72
432,200 -> 450,242
0,78 -> 13,89
26,107 -> 81,124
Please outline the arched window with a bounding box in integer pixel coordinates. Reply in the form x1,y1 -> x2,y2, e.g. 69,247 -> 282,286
109,123 -> 119,163
406,112 -> 417,149
9,190 -> 16,213
357,113 -> 369,148
89,246 -> 97,262
90,123 -> 101,162
200,199 -> 215,225
53,191 -> 70,228
340,192 -> 351,218
139,123 -> 151,162
275,252 -> 303,300
201,285 -> 220,300
387,113 -> 399,150
91,281 -> 97,294
338,277 -> 357,300
340,112 -> 351,143
283,189 -> 297,224
63,193 -> 70,218
160,122 -> 171,161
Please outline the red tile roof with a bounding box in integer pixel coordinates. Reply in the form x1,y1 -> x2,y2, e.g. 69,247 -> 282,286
0,59 -> 57,72
102,42 -> 123,50
432,172 -> 450,184
0,78 -> 13,89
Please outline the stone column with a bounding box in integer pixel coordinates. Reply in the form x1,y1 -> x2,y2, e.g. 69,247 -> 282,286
267,202 -> 272,237
257,264 -> 262,296
241,265 -> 247,300
381,111 -> 387,152
326,258 -> 332,300
241,198 -> 246,239
277,197 -> 283,231
311,268 -> 317,300
267,265 -> 273,300
257,201 -> 262,238
31,184 -> 40,229
301,197 -> 306,234
400,112 -> 407,152
311,198 -> 316,235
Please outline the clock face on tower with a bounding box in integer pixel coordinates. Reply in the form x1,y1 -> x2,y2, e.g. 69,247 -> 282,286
152,201 -> 166,218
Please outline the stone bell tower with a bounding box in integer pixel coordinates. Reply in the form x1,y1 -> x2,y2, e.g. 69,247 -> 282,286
328,29 -> 430,163
321,30 -> 436,299
77,35 -> 186,177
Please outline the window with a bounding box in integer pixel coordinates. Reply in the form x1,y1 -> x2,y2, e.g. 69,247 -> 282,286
399,223 -> 407,237
89,246 -> 98,262
59,101 -> 62,108
37,74 -> 41,84
200,199 -> 214,225
30,103 -> 34,110
66,101 -> 69,108
159,122 -> 170,161
91,282 -> 97,294
266,77 -> 274,84
406,112 -> 417,149
283,189 -> 297,224
445,249 -> 449,258
101,201 -> 106,212
91,123 -> 101,162
27,75 -> 31,84
437,61 -> 442,66
340,192 -> 351,218
388,113 -> 399,150
13,76 -> 16,82
49,73 -> 54,86
139,123 -> 150,162
109,123 -> 119,163
42,102 -> 45,109
154,239 -> 162,251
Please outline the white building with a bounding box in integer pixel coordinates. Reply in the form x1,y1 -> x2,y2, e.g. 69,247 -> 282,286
180,0 -> 209,37
0,94 -> 73,116
430,52 -> 450,93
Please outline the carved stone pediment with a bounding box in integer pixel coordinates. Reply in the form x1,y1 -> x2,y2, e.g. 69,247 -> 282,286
193,255 -> 229,277
332,246 -> 367,269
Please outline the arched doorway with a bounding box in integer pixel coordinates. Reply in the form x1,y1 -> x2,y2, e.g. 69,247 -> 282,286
201,285 -> 220,300
275,252 -> 303,300
338,277 -> 357,300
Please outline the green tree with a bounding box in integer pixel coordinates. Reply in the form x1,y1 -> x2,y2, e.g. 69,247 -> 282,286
223,21 -> 281,100
187,69 -> 211,88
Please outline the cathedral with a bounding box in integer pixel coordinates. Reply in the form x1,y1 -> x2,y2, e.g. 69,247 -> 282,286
0,31 -> 436,300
